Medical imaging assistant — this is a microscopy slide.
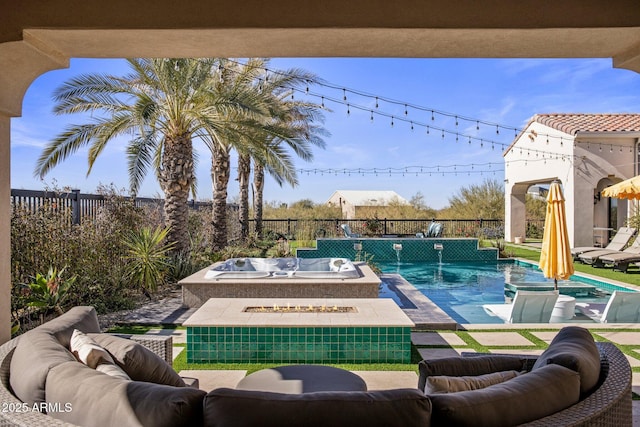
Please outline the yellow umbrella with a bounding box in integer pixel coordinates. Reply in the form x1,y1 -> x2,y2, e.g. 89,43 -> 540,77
600,175 -> 640,200
539,181 -> 574,290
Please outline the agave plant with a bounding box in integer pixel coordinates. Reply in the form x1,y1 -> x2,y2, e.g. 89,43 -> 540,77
25,266 -> 76,316
123,226 -> 175,294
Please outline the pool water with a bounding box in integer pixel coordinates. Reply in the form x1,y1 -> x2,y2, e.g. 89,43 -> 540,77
379,260 -> 624,324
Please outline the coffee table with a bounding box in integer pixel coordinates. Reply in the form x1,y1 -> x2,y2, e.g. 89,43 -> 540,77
236,365 -> 367,394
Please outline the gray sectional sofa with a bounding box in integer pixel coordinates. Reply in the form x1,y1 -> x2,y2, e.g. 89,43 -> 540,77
0,306 -> 633,427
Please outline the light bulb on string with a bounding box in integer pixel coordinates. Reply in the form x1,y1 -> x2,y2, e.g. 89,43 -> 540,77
496,125 -> 499,134
375,97 -> 379,108
347,104 -> 350,116
480,139 -> 484,148
431,110 -> 435,121
343,88 -> 347,101
370,111 -> 374,122
455,116 -> 458,126
390,116 -> 394,127
441,129 -> 445,139
321,97 -> 325,108
410,121 -> 414,131
426,126 -> 430,135
404,105 -> 408,116
476,121 -> 480,130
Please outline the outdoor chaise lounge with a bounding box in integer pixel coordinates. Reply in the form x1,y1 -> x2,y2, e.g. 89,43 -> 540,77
596,250 -> 640,273
571,226 -> 636,260
576,290 -> 640,323
578,234 -> 640,266
340,223 -> 361,238
482,290 -> 559,323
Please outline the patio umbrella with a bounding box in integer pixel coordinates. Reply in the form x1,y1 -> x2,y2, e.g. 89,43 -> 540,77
539,181 -> 574,290
600,175 -> 640,200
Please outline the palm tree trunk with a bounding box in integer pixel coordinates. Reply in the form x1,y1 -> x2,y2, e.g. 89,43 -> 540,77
212,144 -> 230,251
253,163 -> 265,239
237,153 -> 251,241
158,133 -> 193,254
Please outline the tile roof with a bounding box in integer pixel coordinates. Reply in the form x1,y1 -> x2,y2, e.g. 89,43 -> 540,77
532,113 -> 640,135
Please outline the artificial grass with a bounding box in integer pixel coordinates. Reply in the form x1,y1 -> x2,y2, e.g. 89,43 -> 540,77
505,243 -> 640,287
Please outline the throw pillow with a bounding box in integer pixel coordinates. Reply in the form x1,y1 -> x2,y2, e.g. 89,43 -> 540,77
429,363 -> 580,427
531,326 -> 601,395
70,329 -> 131,380
418,354 -> 526,392
425,369 -> 521,394
91,333 -> 186,387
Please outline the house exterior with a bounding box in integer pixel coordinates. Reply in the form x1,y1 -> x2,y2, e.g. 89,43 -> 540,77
504,114 -> 640,247
327,190 -> 409,219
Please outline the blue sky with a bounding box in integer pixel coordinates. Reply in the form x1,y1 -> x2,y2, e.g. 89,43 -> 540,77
10,58 -> 640,209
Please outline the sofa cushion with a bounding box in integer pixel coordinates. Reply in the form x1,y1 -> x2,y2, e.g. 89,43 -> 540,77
71,329 -> 131,380
91,333 -> 185,387
532,326 -> 601,395
46,361 -> 206,427
425,370 -> 521,394
418,354 -> 526,391
203,388 -> 431,427
38,306 -> 101,347
429,363 -> 580,427
9,330 -> 76,405
9,307 -> 101,405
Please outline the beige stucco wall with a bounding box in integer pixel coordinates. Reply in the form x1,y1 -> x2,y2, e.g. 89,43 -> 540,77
0,1 -> 639,342
505,121 -> 639,247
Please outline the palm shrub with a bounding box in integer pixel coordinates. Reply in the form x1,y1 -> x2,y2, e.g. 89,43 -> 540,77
123,226 -> 175,295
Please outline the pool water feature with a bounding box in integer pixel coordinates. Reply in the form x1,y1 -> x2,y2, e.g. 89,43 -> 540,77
379,260 -> 634,324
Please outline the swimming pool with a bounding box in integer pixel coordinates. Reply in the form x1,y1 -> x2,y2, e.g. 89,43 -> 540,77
379,260 -> 634,324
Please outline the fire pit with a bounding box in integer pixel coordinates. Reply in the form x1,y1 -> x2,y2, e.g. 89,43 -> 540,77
183,298 -> 414,364
243,304 -> 356,313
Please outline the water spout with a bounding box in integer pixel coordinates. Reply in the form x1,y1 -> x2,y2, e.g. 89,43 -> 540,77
434,243 -> 443,265
393,243 -> 403,264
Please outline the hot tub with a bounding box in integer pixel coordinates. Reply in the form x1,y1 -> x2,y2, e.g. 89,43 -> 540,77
203,257 -> 360,279
179,258 -> 381,307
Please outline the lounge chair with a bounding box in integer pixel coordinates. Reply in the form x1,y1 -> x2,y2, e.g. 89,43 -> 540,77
571,226 -> 636,260
578,234 -> 640,266
340,224 -> 361,238
482,290 -> 559,323
588,244 -> 640,272
575,291 -> 640,323
426,221 -> 443,237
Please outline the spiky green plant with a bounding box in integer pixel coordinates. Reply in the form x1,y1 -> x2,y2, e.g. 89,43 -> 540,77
123,226 -> 175,294
24,266 -> 76,316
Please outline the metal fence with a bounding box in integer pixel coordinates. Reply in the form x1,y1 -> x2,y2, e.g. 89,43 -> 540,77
10,188 -> 545,240
250,218 -> 508,240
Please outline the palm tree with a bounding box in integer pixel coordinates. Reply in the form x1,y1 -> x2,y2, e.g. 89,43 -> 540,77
232,63 -> 328,242
208,59 -> 326,250
34,58 -> 266,254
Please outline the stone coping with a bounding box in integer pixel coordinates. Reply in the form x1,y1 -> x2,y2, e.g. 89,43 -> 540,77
183,298 -> 415,327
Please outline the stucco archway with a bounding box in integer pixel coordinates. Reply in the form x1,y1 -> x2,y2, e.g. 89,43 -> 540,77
1,1 -> 639,342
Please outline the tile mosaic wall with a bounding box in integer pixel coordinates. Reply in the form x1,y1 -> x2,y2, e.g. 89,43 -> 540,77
187,326 -> 411,364
297,238 -> 498,263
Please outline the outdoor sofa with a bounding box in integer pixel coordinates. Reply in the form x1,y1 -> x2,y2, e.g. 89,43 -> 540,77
0,307 -> 632,427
